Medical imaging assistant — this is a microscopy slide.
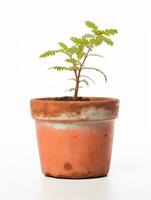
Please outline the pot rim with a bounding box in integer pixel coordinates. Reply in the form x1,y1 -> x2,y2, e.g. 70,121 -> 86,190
30,96 -> 119,103
30,97 -> 119,122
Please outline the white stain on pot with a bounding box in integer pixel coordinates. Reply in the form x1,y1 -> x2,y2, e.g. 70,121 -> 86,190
35,107 -> 114,121
39,120 -> 113,129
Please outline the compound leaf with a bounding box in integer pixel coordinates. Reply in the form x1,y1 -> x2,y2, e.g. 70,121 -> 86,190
80,79 -> 89,86
48,66 -> 79,71
85,21 -> 98,31
102,36 -> 113,46
76,48 -> 84,60
39,50 -> 59,58
68,66 -> 79,71
59,42 -> 68,50
65,58 -> 78,65
68,78 -> 76,81
48,66 -> 69,71
80,75 -> 95,84
65,88 -> 75,92
70,37 -> 83,45
65,86 -> 83,93
68,46 -> 78,54
90,36 -> 103,46
88,53 -> 104,58
101,29 -> 118,36
82,34 -> 94,39
83,67 -> 107,82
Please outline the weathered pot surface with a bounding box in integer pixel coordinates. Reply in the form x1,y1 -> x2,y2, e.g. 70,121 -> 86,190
30,97 -> 119,179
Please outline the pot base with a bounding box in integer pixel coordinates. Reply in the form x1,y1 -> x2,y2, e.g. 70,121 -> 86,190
44,172 -> 108,179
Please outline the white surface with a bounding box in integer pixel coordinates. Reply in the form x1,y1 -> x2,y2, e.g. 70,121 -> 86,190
0,0 -> 151,199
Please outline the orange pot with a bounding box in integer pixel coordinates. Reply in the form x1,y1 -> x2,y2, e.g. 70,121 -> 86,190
30,97 -> 119,179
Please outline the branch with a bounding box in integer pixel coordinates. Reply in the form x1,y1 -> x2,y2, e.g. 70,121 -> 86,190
79,48 -> 91,71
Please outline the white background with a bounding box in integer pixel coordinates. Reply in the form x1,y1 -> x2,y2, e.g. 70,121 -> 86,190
0,0 -> 150,199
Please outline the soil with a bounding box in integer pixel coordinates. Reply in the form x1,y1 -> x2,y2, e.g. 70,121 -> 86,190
41,96 -> 90,101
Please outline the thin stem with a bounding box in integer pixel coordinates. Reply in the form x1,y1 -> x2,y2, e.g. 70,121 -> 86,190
65,52 -> 79,85
74,48 -> 91,99
74,70 -> 78,79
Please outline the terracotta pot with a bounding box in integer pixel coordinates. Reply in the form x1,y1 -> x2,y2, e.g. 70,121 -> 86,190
30,97 -> 119,179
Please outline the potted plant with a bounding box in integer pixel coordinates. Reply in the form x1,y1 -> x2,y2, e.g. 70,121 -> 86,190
30,21 -> 119,179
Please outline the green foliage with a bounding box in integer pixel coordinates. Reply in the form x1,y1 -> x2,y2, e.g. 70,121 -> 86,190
59,42 -> 68,50
65,58 -> 77,65
70,37 -> 83,45
90,36 -> 103,46
83,67 -> 107,82
66,88 -> 75,92
68,66 -> 79,71
66,86 -> 83,93
67,46 -> 78,54
80,79 -> 89,86
48,66 -> 69,71
76,47 -> 85,60
85,21 -> 99,33
88,54 -> 104,58
101,29 -> 118,36
68,78 -> 76,82
80,75 -> 95,84
102,36 -> 114,46
39,50 -> 59,58
48,66 -> 79,71
82,34 -> 94,39
39,20 -> 117,99
70,37 -> 89,47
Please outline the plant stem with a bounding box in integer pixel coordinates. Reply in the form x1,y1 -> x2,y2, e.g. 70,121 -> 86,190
74,48 -> 91,100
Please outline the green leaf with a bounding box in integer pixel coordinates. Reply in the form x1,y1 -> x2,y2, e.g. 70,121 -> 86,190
80,75 -> 95,84
39,50 -> 59,58
101,29 -> 118,36
76,48 -> 84,60
68,46 -> 78,54
90,36 -> 103,46
58,42 -> 68,50
48,66 -> 69,71
68,78 -> 76,81
80,79 -> 89,86
65,88 -> 75,92
65,86 -> 83,93
83,67 -> 107,82
68,66 -> 79,71
85,21 -> 98,31
70,37 -> 89,46
102,36 -> 113,46
82,34 -> 94,39
65,58 -> 77,65
48,66 -> 79,71
70,37 -> 82,45
88,54 -> 104,58
60,45 -> 78,55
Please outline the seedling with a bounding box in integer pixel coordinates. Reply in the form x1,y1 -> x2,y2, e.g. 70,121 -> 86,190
39,21 -> 118,100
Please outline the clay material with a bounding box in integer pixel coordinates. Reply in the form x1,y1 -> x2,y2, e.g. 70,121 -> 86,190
30,97 -> 119,179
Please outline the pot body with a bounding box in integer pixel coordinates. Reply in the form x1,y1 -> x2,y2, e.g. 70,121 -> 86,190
30,97 -> 119,179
